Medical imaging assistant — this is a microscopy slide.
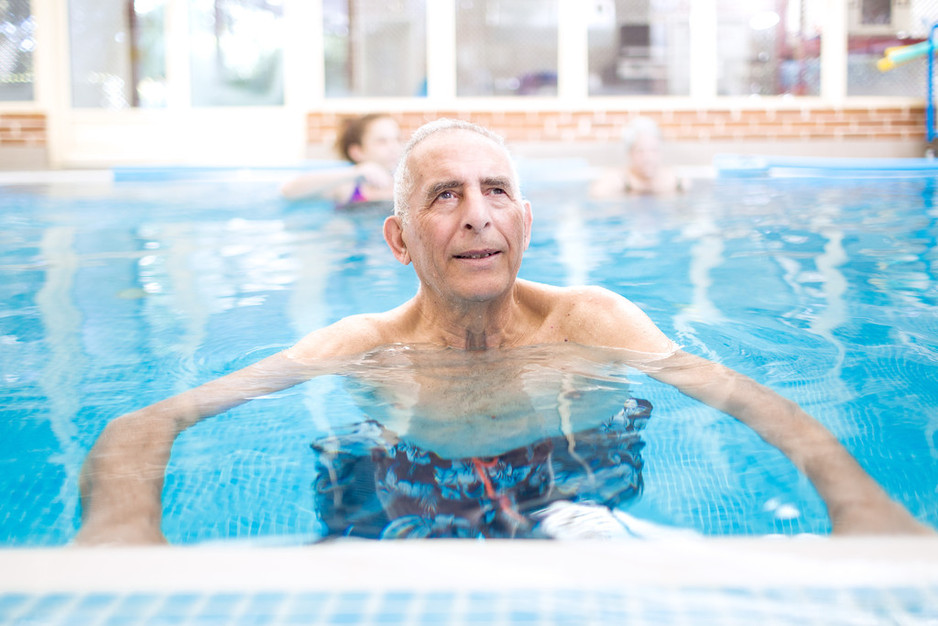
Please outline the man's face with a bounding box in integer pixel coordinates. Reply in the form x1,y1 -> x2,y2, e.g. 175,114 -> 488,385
629,133 -> 661,179
393,129 -> 532,305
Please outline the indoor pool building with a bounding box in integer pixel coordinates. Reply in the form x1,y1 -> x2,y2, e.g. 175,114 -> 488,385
2,1 -> 938,625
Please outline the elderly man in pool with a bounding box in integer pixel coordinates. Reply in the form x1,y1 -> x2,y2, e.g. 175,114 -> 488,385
76,119 -> 932,544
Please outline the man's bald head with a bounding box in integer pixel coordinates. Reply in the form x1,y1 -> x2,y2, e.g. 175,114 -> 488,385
393,119 -> 520,223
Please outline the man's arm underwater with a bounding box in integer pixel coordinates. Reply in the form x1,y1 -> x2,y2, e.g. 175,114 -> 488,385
75,316 -> 388,545
563,285 -> 933,535
644,350 -> 933,535
75,351 -> 316,545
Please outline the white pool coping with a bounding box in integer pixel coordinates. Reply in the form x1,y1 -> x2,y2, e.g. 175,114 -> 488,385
4,537 -> 938,594
0,169 -> 115,185
0,161 -> 718,187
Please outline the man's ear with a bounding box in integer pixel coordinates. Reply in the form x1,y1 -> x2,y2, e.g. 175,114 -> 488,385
347,143 -> 364,164
522,199 -> 533,250
383,215 -> 411,265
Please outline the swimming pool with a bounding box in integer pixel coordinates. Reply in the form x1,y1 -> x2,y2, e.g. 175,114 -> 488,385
2,165 -> 938,623
1,165 -> 937,550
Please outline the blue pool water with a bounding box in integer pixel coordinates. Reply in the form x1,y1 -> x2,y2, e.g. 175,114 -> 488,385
1,169 -> 936,546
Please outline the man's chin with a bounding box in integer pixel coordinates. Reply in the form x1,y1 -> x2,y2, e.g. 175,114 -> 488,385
450,280 -> 515,304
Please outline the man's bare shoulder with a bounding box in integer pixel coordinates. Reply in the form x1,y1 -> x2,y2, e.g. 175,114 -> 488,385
518,280 -> 622,310
288,309 -> 406,361
589,169 -> 627,198
519,281 -> 674,352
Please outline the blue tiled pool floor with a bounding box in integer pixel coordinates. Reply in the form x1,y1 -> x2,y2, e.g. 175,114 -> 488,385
3,587 -> 937,626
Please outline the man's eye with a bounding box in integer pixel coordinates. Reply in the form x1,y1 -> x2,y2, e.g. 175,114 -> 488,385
438,190 -> 455,200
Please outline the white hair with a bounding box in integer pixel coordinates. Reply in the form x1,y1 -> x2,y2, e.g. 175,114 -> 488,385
622,116 -> 661,152
393,118 -> 520,223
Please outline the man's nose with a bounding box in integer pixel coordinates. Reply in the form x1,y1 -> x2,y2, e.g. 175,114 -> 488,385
461,188 -> 492,231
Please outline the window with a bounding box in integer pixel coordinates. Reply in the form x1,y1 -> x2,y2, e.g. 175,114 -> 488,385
69,0 -> 166,108
323,0 -> 427,98
0,0 -> 33,101
847,0 -> 938,97
456,0 -> 558,97
716,0 -> 821,97
39,1 -> 938,112
189,0 -> 285,106
588,0 -> 690,96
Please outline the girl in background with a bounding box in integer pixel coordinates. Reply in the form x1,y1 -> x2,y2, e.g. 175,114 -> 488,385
281,113 -> 403,206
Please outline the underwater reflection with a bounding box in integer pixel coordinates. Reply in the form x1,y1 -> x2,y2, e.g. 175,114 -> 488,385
313,344 -> 656,539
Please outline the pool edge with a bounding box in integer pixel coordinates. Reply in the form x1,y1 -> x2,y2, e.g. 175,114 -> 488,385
3,537 -> 937,593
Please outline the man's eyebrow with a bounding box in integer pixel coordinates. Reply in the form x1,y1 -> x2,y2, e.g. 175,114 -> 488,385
425,180 -> 462,202
481,176 -> 514,191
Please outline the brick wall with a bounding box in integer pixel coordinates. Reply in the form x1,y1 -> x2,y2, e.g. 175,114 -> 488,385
0,111 -> 48,169
0,107 -> 925,168
0,112 -> 47,147
307,105 -> 926,148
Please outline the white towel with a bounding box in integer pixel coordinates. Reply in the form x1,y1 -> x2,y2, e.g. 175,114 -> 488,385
533,500 -> 699,540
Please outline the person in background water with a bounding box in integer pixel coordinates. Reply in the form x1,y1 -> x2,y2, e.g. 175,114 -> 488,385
281,113 -> 403,206
76,118 -> 933,545
591,116 -> 690,197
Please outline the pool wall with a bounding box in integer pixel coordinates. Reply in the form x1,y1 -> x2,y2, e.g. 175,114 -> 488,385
2,540 -> 937,624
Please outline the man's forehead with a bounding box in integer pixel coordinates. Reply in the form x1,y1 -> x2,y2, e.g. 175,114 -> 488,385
410,129 -> 512,182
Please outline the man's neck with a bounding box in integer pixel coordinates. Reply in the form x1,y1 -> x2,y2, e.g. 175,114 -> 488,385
445,308 -> 515,350
464,329 -> 488,351
413,287 -> 527,351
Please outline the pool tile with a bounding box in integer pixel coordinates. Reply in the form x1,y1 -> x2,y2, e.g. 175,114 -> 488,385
1,586 -> 937,625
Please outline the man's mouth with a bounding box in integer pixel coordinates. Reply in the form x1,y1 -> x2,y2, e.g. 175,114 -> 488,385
454,250 -> 499,259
